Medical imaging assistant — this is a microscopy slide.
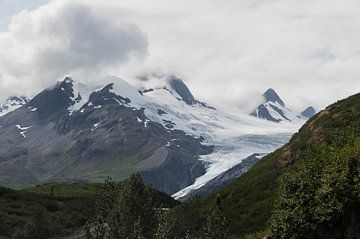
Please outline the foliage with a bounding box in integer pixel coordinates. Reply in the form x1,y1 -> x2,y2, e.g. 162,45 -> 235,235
185,92 -> 360,238
85,173 -> 178,239
0,183 -> 100,238
203,195 -> 229,239
270,120 -> 360,238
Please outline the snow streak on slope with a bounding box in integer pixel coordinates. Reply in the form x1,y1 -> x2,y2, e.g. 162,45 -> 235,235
172,133 -> 292,198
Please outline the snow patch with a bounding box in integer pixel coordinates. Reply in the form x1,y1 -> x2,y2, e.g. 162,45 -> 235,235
172,133 -> 292,198
16,124 -> 32,138
144,119 -> 150,128
0,97 -> 29,117
67,82 -> 103,114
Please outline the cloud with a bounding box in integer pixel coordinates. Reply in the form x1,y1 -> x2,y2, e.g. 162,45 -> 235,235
79,0 -> 360,112
2,0 -> 360,113
0,0 -> 148,99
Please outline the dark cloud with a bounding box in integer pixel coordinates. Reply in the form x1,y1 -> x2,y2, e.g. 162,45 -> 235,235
0,0 -> 148,99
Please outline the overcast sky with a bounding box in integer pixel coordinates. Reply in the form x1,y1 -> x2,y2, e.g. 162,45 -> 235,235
1,0 -> 360,112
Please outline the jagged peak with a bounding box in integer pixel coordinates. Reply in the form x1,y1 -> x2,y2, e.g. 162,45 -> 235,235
263,88 -> 285,107
301,106 -> 316,118
63,76 -> 74,83
0,96 -> 30,117
167,75 -> 196,105
3,96 -> 29,104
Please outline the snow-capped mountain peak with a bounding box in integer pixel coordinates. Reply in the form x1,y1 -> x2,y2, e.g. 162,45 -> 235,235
0,76 -> 300,198
0,96 -> 29,117
167,75 -> 197,105
263,88 -> 285,107
301,106 -> 316,118
251,88 -> 292,123
251,88 -> 316,123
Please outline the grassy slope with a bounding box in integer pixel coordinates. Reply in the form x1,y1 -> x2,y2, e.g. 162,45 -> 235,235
0,181 -> 179,239
0,184 -> 101,239
193,92 -> 360,237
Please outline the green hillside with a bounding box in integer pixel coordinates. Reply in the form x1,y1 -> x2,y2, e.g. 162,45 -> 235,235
0,180 -> 178,239
0,184 -> 101,239
190,92 -> 360,238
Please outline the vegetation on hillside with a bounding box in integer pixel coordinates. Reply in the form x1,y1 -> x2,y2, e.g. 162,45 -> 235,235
0,184 -> 100,238
85,173 -> 232,239
269,94 -> 360,238
3,93 -> 360,239
183,93 -> 360,238
85,173 -> 179,239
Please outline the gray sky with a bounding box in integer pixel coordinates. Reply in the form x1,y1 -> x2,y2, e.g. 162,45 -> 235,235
1,0 -> 360,112
0,0 -> 48,29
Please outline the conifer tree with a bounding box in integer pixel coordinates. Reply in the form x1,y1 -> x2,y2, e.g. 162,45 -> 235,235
203,195 -> 229,239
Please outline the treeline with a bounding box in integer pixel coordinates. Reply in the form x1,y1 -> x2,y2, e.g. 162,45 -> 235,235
85,173 -> 233,239
270,126 -> 360,238
0,184 -> 99,239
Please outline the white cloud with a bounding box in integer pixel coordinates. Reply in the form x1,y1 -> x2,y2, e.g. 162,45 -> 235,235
0,0 -> 148,99
85,0 -> 360,112
1,0 -> 360,112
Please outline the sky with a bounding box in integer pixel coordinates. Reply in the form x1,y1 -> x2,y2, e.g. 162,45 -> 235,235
1,0 -> 360,113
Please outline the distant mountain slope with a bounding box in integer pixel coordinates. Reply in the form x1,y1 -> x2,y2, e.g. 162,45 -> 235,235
251,88 -> 315,122
0,96 -> 29,117
0,75 -> 302,197
176,153 -> 264,201
301,106 -> 316,118
0,77 -> 212,194
194,91 -> 360,237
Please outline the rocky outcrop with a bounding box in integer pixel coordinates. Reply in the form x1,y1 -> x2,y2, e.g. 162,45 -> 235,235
301,106 -> 316,118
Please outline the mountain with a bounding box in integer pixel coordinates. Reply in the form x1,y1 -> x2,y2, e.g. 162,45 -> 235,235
301,106 -> 316,118
166,75 -> 215,109
0,77 -> 213,194
0,96 -> 29,117
250,88 -> 293,122
251,88 -> 315,123
0,75 -> 298,197
169,75 -> 197,105
190,91 -> 360,238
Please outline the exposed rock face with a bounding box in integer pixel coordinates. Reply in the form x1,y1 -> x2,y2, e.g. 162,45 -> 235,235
166,75 -> 216,110
301,106 -> 316,118
263,88 -> 285,107
251,88 -> 291,123
0,78 -> 213,194
251,105 -> 282,123
169,76 -> 197,105
251,88 -> 315,123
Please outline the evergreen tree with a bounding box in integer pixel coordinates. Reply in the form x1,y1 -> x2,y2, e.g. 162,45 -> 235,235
155,208 -> 173,239
86,173 -> 160,239
203,195 -> 229,239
